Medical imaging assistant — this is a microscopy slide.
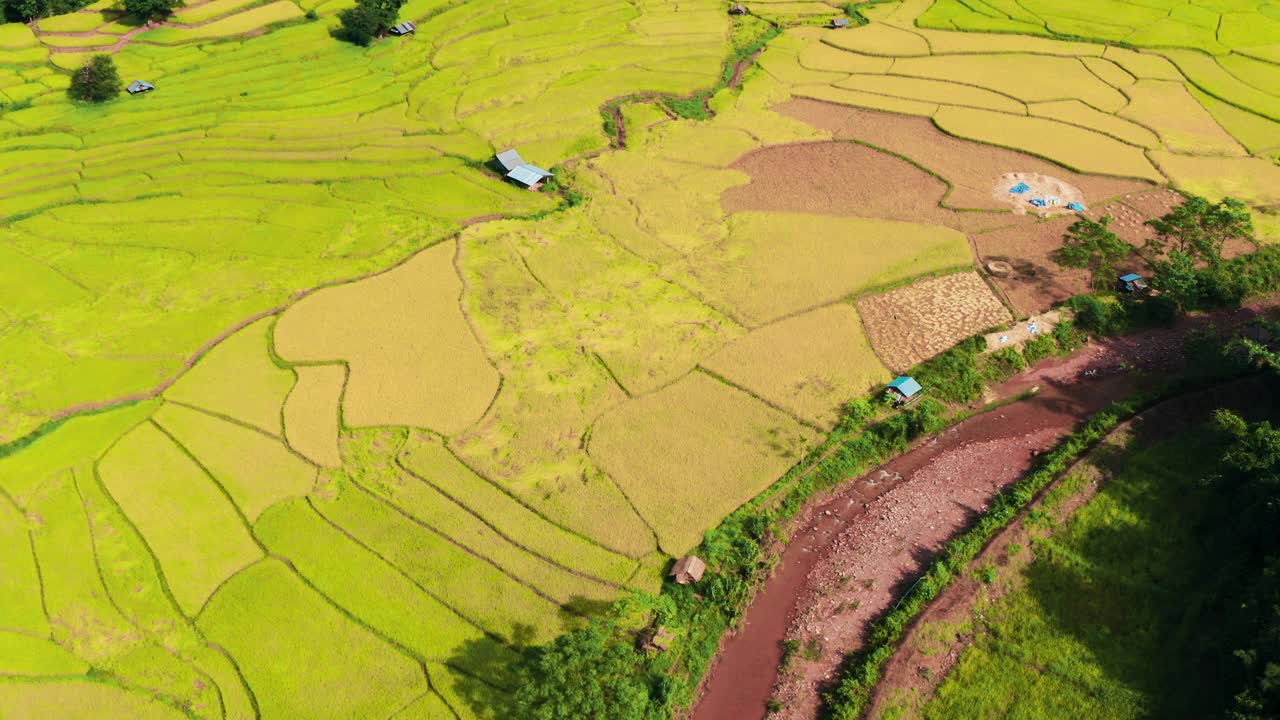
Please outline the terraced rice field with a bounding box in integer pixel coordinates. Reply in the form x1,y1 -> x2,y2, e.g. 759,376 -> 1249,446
2,0 -> 1278,716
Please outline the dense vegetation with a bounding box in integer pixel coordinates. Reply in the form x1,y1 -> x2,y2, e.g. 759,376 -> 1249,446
1064,195 -> 1277,336
335,0 -> 404,45
67,54 -> 120,103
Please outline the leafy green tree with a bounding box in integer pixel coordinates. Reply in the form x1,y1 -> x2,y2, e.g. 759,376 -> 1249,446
1054,215 -> 1133,289
1150,250 -> 1201,311
3,0 -> 47,21
67,54 -> 121,103
123,0 -> 179,19
512,620 -> 662,720
1145,195 -> 1253,267
336,0 -> 403,45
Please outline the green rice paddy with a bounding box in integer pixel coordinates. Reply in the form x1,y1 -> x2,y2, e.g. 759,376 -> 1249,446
2,0 -> 1277,716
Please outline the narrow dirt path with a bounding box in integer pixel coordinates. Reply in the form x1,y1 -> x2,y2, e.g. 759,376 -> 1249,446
690,302 -> 1277,720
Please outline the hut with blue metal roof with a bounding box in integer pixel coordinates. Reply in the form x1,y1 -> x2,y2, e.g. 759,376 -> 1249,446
886,376 -> 923,406
1117,272 -> 1149,294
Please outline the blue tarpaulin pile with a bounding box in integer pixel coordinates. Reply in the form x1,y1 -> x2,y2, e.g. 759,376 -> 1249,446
1067,201 -> 1085,212
1009,182 -> 1031,194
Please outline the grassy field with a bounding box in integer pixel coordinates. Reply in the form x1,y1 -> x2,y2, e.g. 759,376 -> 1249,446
2,0 -> 1278,716
912,429 -> 1245,719
589,372 -> 817,554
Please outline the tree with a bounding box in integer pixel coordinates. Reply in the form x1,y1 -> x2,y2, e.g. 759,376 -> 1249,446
1145,195 -> 1254,267
1149,250 -> 1200,311
2,0 -> 48,21
123,0 -> 179,19
512,620 -> 662,720
336,0 -> 403,45
67,54 -> 121,103
1054,215 -> 1133,289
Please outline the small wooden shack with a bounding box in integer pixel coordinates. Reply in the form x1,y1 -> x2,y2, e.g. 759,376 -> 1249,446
831,16 -> 852,28
493,149 -> 553,189
669,555 -> 706,585
1117,272 -> 1150,294
728,3 -> 747,14
127,80 -> 156,95
389,21 -> 417,36
885,376 -> 923,407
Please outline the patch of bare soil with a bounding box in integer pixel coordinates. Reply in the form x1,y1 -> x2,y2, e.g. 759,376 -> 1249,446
857,272 -> 1012,371
721,141 -> 1016,234
864,375 -> 1274,719
993,172 -> 1084,216
776,100 -> 1152,211
971,215 -> 1090,316
983,309 -> 1064,352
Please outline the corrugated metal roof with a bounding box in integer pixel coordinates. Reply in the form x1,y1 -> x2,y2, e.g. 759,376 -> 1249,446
887,376 -> 922,398
523,165 -> 553,178
506,165 -> 545,186
495,149 -> 525,172
127,80 -> 155,94
389,21 -> 416,35
1119,273 -> 1142,282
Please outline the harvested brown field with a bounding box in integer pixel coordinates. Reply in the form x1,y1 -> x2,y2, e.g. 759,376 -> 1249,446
1090,198 -> 1159,249
282,364 -> 345,468
588,372 -> 816,555
971,215 -> 1093,316
274,242 -> 500,435
701,304 -> 891,429
857,272 -> 1012,370
720,141 -> 1010,233
776,100 -> 1152,210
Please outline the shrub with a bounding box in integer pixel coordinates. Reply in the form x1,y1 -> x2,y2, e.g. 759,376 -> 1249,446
662,96 -> 709,120
68,55 -> 121,103
1067,294 -> 1124,335
1051,319 -> 1085,354
1021,334 -> 1056,366
910,336 -> 986,404
981,347 -> 1026,383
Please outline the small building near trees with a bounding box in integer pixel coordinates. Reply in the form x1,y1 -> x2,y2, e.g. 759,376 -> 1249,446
127,80 -> 156,95
1117,272 -> 1150,294
389,21 -> 416,35
831,16 -> 851,28
885,376 -> 923,407
669,555 -> 706,585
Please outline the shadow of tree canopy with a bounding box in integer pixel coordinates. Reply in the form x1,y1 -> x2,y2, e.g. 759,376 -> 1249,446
440,624 -> 534,719
1016,426 -> 1248,718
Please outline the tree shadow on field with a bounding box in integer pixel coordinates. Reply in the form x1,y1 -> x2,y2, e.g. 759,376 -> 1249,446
1018,432 -> 1232,718
443,624 -> 536,719
559,595 -> 614,626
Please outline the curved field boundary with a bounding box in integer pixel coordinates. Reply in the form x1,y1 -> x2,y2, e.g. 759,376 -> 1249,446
393,456 -> 636,590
